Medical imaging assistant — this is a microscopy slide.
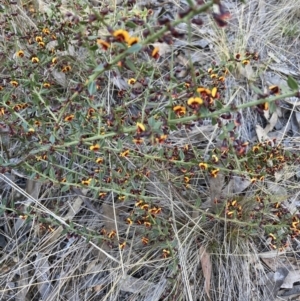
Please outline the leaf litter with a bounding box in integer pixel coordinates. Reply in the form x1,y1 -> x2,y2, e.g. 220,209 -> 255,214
1,0 -> 300,300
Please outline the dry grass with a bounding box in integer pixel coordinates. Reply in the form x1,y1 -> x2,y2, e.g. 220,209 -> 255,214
1,0 -> 300,300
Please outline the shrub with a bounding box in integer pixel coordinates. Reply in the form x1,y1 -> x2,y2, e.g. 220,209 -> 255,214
1,0 -> 300,300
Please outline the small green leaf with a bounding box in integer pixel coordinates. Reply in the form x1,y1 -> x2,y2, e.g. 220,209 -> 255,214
226,122 -> 235,131
179,150 -> 185,161
94,63 -> 104,72
158,149 -> 164,158
49,134 -> 55,144
153,120 -> 163,130
89,45 -> 98,51
169,123 -> 177,131
66,173 -> 73,182
215,100 -> 224,109
3,93 -> 10,102
194,198 -> 202,208
148,116 -> 155,127
125,21 -> 137,28
87,35 -> 98,40
250,84 -> 263,94
269,101 -> 276,114
218,131 -> 226,140
125,59 -> 137,72
228,64 -> 234,72
117,139 -> 123,150
0,205 -> 5,216
68,159 -> 74,169
25,215 -> 33,224
88,81 -> 97,95
61,227 -> 69,235
126,43 -> 142,54
49,166 -> 55,179
287,76 -> 299,90
200,106 -> 209,115
169,111 -> 176,119
211,117 -> 217,125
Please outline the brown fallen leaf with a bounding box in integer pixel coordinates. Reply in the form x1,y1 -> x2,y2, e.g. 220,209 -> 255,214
260,256 -> 300,289
281,270 -> 300,289
255,124 -> 270,142
94,284 -> 105,292
237,63 -> 256,81
151,42 -> 172,56
209,172 -> 225,209
200,245 -> 212,300
225,176 -> 251,194
264,111 -> 278,134
38,188 -> 89,251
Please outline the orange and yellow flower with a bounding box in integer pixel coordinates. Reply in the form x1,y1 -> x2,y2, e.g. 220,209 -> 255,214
97,39 -> 110,50
90,144 -> 100,151
142,237 -> 149,245
136,122 -> 145,132
210,168 -> 220,178
108,230 -> 116,239
16,50 -> 24,58
133,137 -> 144,144
35,36 -> 43,42
199,162 -> 208,170
119,242 -> 126,250
128,78 -> 136,85
81,178 -> 92,186
197,87 -> 211,95
151,47 -> 159,59
120,149 -> 130,157
38,41 -> 45,48
162,249 -> 170,258
99,192 -> 107,198
126,218 -> 133,225
118,195 -> 126,201
211,155 -> 219,163
10,80 -> 19,87
269,85 -> 280,95
61,65 -> 72,73
173,105 -> 186,116
127,36 -> 139,46
113,29 -> 130,43
187,97 -> 203,107
43,82 -> 51,88
211,87 -> 218,98
155,134 -> 168,144
64,114 -> 74,122
31,56 -> 39,63
95,157 -> 103,164
42,28 -> 50,35
34,120 -> 42,127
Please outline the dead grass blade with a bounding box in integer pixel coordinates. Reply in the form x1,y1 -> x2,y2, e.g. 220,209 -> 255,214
209,172 -> 225,209
34,253 -> 52,299
199,245 -> 212,300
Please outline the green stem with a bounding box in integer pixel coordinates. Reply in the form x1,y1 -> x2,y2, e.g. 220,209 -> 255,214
33,88 -> 58,122
23,90 -> 297,158
168,91 -> 297,124
86,1 -> 214,84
